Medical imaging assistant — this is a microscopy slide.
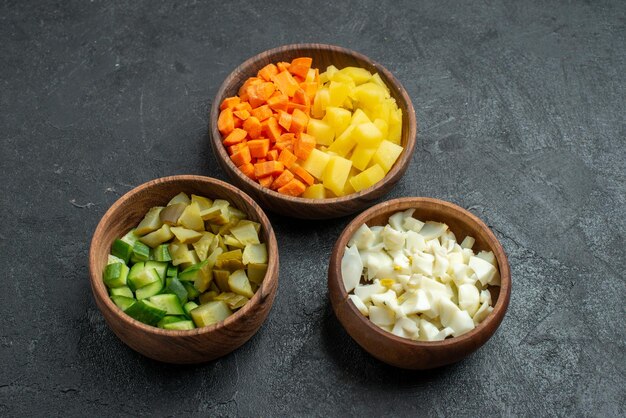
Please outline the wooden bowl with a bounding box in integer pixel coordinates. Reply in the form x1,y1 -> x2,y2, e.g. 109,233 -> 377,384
209,43 -> 417,219
88,175 -> 279,364
328,197 -> 511,369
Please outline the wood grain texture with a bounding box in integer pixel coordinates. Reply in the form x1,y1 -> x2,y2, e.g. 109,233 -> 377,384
88,175 -> 279,364
328,197 -> 511,369
209,43 -> 417,219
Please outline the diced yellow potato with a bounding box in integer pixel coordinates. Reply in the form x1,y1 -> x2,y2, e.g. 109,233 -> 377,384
178,202 -> 204,231
328,81 -> 351,107
325,65 -> 339,80
374,118 -> 389,139
353,122 -> 384,148
350,108 -> 371,125
343,175 -> 356,196
370,73 -> 387,89
228,269 -> 254,298
350,144 -> 377,171
338,67 -> 372,85
140,224 -> 174,248
327,125 -> 357,157
305,68 -> 316,83
306,118 -> 334,146
329,71 -> 355,85
323,106 -> 351,136
353,83 -> 388,110
388,108 -> 403,144
349,164 -> 386,192
301,148 -> 331,180
372,140 -> 403,173
342,97 -> 354,110
311,88 -> 330,118
302,183 -> 326,199
170,226 -> 203,243
323,155 -> 352,196
190,301 -> 232,327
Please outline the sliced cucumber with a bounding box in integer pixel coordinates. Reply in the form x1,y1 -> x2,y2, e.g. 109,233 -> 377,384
148,294 -> 184,315
157,315 -> 186,328
135,279 -> 163,300
128,264 -> 160,291
109,286 -> 134,298
103,262 -> 129,288
124,300 -> 166,325
145,261 -> 168,280
153,244 -> 172,262
164,277 -> 188,305
130,241 -> 151,263
166,264 -> 178,278
182,282 -> 200,299
110,295 -> 136,311
163,320 -> 195,330
111,239 -> 133,263
190,301 -> 232,327
183,301 -> 199,317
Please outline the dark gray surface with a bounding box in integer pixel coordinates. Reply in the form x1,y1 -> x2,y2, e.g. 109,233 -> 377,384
1,0 -> 624,416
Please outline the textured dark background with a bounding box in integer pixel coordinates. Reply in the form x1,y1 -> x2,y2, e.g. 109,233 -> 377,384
1,0 -> 624,416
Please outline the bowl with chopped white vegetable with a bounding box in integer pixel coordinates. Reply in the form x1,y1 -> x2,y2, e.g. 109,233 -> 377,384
328,197 -> 510,369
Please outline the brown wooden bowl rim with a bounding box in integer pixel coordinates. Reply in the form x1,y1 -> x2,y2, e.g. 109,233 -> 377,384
88,174 -> 279,337
329,197 -> 511,348
209,43 -> 417,207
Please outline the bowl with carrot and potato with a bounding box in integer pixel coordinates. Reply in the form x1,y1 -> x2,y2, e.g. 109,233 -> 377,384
209,44 -> 417,219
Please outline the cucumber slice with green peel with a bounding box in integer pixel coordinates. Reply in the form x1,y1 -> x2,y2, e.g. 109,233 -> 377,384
153,244 -> 172,262
148,294 -> 184,315
110,295 -> 136,311
109,286 -> 134,298
120,228 -> 140,246
125,300 -> 166,325
145,261 -> 168,280
108,254 -> 125,265
179,259 -> 209,281
163,320 -> 195,330
164,277 -> 188,305
183,301 -> 199,317
103,262 -> 129,288
128,265 -> 160,291
182,282 -> 200,299
135,279 -> 163,300
166,264 -> 178,278
131,241 -> 151,263
111,239 -> 133,263
157,315 -> 186,328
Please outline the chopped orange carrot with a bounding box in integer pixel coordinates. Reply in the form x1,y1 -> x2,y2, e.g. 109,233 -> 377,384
233,109 -> 250,120
258,175 -> 274,188
299,82 -> 318,101
263,116 -> 282,142
277,149 -> 298,168
289,108 -> 309,133
256,158 -> 267,163
223,128 -> 247,146
257,63 -> 279,82
220,96 -> 240,111
277,110 -> 292,131
267,93 -> 289,112
292,75 -> 305,83
247,82 -> 276,108
230,145 -> 251,166
266,149 -> 279,161
218,108 -> 235,136
234,101 -> 252,112
239,162 -> 256,180
251,105 -> 273,121
229,141 -> 248,155
254,161 -> 284,178
291,164 -> 315,186
270,169 -> 295,190
271,70 -> 300,97
238,77 -> 263,100
274,133 -> 295,152
293,132 -> 316,160
233,116 -> 243,129
293,88 -> 310,106
277,178 -> 306,196
277,61 -> 291,72
242,116 -> 262,139
247,139 -> 270,159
